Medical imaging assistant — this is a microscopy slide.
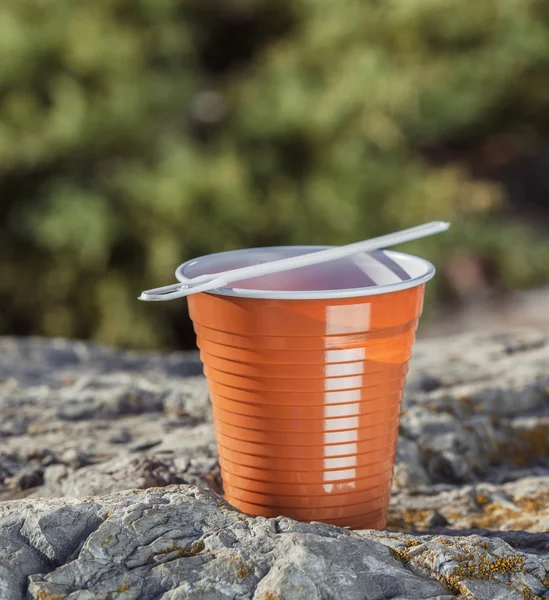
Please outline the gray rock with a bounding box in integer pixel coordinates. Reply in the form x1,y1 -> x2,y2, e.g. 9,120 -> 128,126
367,530 -> 549,600
0,495 -> 104,599
390,475 -> 549,533
0,485 -> 535,600
0,486 -> 543,600
1,331 -> 549,598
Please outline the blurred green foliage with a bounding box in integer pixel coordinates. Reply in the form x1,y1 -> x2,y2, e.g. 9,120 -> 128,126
2,0 -> 549,349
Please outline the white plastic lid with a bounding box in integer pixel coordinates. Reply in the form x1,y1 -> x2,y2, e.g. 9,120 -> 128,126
175,246 -> 435,300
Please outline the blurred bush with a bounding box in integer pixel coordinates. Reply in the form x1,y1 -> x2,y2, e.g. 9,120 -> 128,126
2,0 -> 549,349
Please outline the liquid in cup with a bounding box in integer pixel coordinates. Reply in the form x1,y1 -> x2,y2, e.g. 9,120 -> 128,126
177,246 -> 435,529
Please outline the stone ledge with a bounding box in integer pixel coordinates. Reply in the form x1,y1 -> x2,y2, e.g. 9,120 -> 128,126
1,330 -> 549,599
1,485 -> 548,600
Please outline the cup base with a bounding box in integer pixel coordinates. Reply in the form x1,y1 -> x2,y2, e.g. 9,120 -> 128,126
225,495 -> 388,530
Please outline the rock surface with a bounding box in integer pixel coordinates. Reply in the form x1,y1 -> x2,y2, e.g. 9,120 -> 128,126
1,331 -> 549,599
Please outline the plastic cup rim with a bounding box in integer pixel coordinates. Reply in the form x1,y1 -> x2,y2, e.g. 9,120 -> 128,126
175,246 -> 435,300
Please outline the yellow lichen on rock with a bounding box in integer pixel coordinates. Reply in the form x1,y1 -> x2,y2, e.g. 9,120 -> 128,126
151,539 -> 205,559
387,509 -> 432,532
236,564 -> 251,579
438,550 -> 528,597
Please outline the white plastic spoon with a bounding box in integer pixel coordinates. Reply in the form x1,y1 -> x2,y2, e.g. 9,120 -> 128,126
139,220 -> 450,301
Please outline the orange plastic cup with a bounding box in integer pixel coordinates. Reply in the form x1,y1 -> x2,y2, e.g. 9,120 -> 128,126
215,429 -> 399,458
217,440 -> 398,472
179,246 -> 435,529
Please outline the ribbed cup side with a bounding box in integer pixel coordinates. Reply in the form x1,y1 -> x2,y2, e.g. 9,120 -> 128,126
201,330 -> 411,529
188,286 -> 425,530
